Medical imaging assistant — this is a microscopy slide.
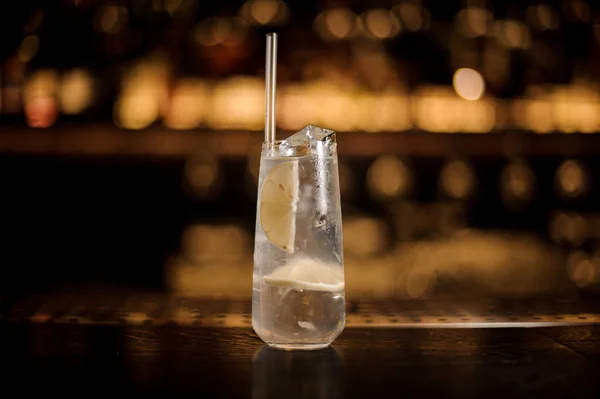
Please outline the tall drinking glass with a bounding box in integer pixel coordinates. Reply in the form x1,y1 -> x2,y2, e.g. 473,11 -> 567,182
252,125 -> 345,350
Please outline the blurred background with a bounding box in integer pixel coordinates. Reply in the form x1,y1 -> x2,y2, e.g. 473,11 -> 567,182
1,0 -> 600,306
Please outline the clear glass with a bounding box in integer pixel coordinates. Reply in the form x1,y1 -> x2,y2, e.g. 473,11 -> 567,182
252,125 -> 345,350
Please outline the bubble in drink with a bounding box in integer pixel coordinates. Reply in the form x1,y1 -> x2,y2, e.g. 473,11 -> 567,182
252,125 -> 345,350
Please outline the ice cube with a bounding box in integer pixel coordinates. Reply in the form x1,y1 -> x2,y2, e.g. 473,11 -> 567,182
280,125 -> 336,157
284,125 -> 335,146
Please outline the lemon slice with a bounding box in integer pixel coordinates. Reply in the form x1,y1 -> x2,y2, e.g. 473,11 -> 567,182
259,160 -> 299,252
264,259 -> 344,292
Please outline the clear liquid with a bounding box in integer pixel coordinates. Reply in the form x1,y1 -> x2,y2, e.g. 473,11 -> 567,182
253,286 -> 345,349
252,144 -> 345,350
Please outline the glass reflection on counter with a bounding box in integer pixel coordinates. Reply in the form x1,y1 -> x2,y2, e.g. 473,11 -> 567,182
253,345 -> 342,399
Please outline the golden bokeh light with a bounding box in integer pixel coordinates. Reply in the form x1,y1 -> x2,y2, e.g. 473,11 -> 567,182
24,69 -> 59,101
62,67 -> 600,135
59,69 -> 93,114
548,211 -> 588,246
181,223 -> 249,263
114,59 -> 170,129
550,83 -> 600,133
567,214 -> 587,246
495,20 -> 531,49
440,159 -> 476,200
463,100 -> 495,132
207,77 -> 264,130
549,211 -> 568,244
278,82 -> 415,132
184,154 -> 221,199
524,99 -> 554,133
456,7 -> 491,38
549,211 -> 586,246
240,0 -> 289,26
343,217 -> 388,258
278,80 -> 360,131
324,8 -> 356,39
499,161 -> 535,206
566,251 -> 598,288
164,79 -> 209,130
413,86 -> 495,132
317,85 -> 359,132
555,160 -> 588,198
367,155 -> 413,200
251,0 -> 278,25
23,69 -> 60,128
357,92 -> 412,132
405,270 -> 437,299
278,83 -> 315,131
393,3 -> 424,32
362,9 -> 401,39
24,96 -> 59,128
114,93 -> 158,130
453,68 -> 485,101
168,257 -> 251,298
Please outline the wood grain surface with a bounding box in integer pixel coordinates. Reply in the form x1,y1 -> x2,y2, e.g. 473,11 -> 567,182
1,323 -> 599,398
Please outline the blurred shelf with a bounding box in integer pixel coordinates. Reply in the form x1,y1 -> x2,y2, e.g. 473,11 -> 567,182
1,124 -> 600,158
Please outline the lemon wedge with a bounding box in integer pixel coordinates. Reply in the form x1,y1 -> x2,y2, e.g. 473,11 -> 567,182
259,160 -> 299,252
264,258 -> 344,292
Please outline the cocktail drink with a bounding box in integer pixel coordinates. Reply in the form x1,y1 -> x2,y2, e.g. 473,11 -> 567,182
252,33 -> 345,350
252,125 -> 345,350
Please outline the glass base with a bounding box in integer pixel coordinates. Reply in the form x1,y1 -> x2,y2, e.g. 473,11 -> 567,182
267,343 -> 330,351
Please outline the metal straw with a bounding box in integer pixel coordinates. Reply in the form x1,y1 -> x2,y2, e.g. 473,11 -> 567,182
264,33 -> 278,143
